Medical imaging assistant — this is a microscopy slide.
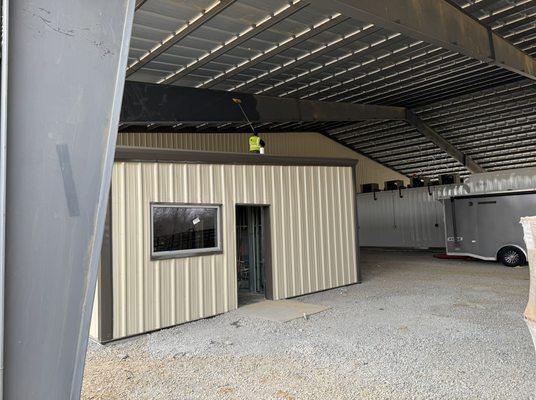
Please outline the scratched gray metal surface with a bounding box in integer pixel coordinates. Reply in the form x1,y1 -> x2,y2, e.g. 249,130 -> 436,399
2,0 -> 135,398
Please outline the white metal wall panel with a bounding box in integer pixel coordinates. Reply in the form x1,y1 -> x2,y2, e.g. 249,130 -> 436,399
117,131 -> 409,189
358,167 -> 536,248
357,185 -> 464,248
110,161 -> 357,339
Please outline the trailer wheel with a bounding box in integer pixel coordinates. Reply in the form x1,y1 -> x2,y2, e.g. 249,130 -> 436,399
497,246 -> 526,267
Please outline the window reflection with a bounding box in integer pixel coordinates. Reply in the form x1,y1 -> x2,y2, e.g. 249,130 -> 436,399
152,205 -> 219,256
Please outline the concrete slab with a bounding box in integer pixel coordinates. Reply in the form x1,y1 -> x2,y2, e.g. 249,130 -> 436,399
235,299 -> 329,322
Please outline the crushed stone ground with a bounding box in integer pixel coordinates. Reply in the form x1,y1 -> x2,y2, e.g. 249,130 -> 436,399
82,249 -> 536,399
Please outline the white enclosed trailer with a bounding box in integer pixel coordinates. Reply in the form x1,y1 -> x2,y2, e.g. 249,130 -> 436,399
357,167 -> 536,249
443,191 -> 536,267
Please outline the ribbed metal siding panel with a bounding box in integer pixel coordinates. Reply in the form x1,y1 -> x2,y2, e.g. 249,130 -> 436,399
358,167 -> 536,248
357,185 -> 466,248
117,131 -> 408,189
111,161 -> 357,339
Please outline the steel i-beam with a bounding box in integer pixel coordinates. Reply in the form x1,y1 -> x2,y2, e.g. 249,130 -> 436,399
120,82 -> 408,124
308,0 -> 536,81
1,1 -> 135,398
406,111 -> 486,174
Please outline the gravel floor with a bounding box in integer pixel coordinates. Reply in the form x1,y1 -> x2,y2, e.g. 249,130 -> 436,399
82,249 -> 536,399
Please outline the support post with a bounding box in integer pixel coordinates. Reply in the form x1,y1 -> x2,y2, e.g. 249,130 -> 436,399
2,1 -> 135,399
0,0 -> 9,396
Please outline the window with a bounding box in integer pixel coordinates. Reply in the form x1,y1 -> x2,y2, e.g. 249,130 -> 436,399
151,204 -> 221,259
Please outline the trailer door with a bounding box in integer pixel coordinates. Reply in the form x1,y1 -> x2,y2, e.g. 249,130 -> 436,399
475,198 -> 501,259
445,198 -> 478,255
457,198 -> 480,255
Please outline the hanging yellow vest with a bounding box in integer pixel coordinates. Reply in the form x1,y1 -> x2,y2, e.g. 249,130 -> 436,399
249,135 -> 261,152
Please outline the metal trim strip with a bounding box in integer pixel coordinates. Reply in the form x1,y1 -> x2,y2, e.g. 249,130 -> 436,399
115,146 -> 359,167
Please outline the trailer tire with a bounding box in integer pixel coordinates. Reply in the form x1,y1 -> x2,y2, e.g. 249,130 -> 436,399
497,246 -> 526,267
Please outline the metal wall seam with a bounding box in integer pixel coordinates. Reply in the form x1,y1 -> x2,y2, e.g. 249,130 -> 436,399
310,168 -> 320,291
302,167 -> 312,293
322,168 -> 332,289
315,168 -> 326,291
338,169 -> 348,284
350,166 -> 359,283
288,167 -> 297,297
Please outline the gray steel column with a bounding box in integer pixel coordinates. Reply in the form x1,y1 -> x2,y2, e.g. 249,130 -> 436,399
0,0 -> 9,396
2,1 -> 135,399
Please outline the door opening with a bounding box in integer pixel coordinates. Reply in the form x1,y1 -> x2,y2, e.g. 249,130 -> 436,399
236,205 -> 271,305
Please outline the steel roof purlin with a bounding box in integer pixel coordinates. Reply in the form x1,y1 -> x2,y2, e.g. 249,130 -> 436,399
127,0 -> 237,77
158,1 -> 311,85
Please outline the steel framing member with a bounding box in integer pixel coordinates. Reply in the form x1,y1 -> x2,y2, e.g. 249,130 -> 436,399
120,82 -> 485,174
308,0 -> 536,81
127,0 -> 237,77
120,81 -> 408,124
158,0 -> 311,85
405,111 -> 485,174
1,1 -> 135,399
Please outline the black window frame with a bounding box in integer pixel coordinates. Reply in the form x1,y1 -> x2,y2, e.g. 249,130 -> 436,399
150,202 -> 222,260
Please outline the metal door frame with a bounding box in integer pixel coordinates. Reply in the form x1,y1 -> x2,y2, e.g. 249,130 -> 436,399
235,204 -> 273,300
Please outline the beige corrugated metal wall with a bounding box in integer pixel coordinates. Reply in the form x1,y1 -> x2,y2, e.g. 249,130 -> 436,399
108,161 -> 357,339
117,132 -> 408,189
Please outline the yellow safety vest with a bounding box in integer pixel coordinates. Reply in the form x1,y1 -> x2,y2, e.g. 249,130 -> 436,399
249,135 -> 261,152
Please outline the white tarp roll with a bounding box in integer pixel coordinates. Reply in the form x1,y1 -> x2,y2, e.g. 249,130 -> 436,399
521,217 -> 536,351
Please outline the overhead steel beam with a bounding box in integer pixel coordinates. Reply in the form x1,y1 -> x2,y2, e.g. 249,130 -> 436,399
406,111 -> 486,174
127,0 -> 236,77
121,82 -> 485,175
120,81 -> 408,124
308,0 -> 536,81
2,1 -> 135,399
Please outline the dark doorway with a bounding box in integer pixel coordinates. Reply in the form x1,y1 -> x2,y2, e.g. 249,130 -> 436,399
236,205 -> 272,305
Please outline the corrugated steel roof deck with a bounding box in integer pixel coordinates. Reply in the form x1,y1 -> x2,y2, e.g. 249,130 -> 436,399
450,0 -> 535,57
124,0 -> 535,177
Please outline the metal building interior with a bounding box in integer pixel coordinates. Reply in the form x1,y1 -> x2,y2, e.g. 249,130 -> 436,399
121,0 -> 536,178
2,0 -> 536,399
